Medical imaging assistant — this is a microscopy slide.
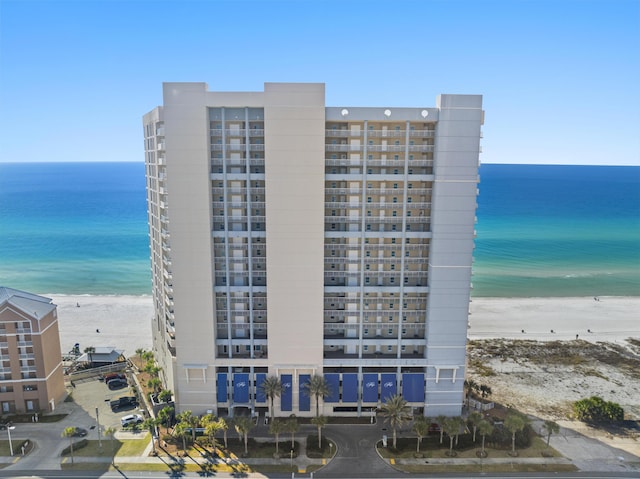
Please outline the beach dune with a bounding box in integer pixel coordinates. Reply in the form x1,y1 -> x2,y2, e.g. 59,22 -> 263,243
49,294 -> 640,359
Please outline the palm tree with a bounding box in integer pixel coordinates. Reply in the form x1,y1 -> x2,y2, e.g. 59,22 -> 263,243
176,410 -> 199,445
436,415 -> 447,444
504,411 -> 527,454
477,419 -> 493,457
104,426 -> 117,465
143,417 -> 160,454
285,416 -> 299,449
173,421 -> 190,453
233,416 -> 254,455
303,375 -> 331,418
443,417 -> 461,456
464,378 -> 479,405
380,394 -> 411,449
201,414 -> 220,451
269,418 -> 286,455
479,384 -> 492,406
218,417 -> 228,448
412,416 -> 429,453
311,415 -> 328,449
158,389 -> 173,403
542,420 -> 560,447
84,346 -> 95,367
62,427 -> 77,464
260,375 -> 283,420
157,406 -> 174,433
468,411 -> 483,442
147,377 -> 162,394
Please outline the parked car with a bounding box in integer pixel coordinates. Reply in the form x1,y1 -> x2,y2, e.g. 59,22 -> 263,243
110,396 -> 138,411
107,378 -> 127,390
71,427 -> 88,437
103,373 -> 126,383
121,414 -> 144,427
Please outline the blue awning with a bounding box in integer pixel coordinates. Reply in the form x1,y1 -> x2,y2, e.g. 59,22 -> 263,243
281,374 -> 293,411
362,373 -> 379,402
233,373 -> 249,403
402,373 -> 425,402
299,374 -> 311,411
217,373 -> 227,403
325,373 -> 340,403
381,373 -> 397,401
255,373 -> 266,403
342,374 -> 358,403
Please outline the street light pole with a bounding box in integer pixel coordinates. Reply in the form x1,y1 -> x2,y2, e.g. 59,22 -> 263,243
7,426 -> 15,456
96,407 -> 102,449
290,448 -> 293,468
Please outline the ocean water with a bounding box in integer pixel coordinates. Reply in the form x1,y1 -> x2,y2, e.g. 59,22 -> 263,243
474,164 -> 640,296
0,162 -> 151,295
0,162 -> 638,297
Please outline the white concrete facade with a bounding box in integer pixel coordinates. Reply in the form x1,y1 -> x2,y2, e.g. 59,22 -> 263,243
143,83 -> 482,418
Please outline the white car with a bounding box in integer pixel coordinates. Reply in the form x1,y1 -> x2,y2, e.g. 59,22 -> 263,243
121,413 -> 144,427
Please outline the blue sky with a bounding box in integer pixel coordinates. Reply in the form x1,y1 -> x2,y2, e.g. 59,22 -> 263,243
1,0 -> 638,165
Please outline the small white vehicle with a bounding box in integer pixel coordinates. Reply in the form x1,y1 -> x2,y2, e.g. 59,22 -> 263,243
121,413 -> 144,427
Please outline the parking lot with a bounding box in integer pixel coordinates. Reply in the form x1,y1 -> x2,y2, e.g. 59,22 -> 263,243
70,374 -> 147,433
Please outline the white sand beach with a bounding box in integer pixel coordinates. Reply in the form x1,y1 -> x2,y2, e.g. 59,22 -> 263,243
49,294 -> 640,358
469,296 -> 640,344
50,294 -> 154,357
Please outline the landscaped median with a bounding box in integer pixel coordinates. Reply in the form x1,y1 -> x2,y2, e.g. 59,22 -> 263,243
376,435 -> 577,473
59,432 -> 330,474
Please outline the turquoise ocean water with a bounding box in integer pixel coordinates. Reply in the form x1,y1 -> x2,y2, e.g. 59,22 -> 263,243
0,162 -> 638,297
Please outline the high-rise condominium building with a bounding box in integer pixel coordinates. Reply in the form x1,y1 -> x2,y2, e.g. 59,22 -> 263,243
143,83 -> 482,418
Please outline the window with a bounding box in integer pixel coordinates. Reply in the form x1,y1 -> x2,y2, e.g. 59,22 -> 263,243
365,277 -> 370,284
365,251 -> 370,257
394,155 -> 399,161
388,345 -> 393,351
390,264 -> 395,270
405,251 -> 410,257
368,169 -> 372,174
408,183 -> 413,189
331,224 -> 336,230
331,210 -> 336,216
393,169 -> 399,174
363,345 -> 369,351
389,303 -> 394,308
367,197 -> 372,203
331,250 -> 335,256
391,251 -> 396,257
366,224 -> 371,231
367,210 -> 372,216
409,155 -> 414,160
364,328 -> 369,335
392,211 -> 397,217
391,225 -> 397,231
407,197 -> 412,203
390,277 -> 395,283
391,238 -> 396,244
365,264 -> 370,270
388,329 -> 393,335
393,183 -> 398,189
394,140 -> 400,146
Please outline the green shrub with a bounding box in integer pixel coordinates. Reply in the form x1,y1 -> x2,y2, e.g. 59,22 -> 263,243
573,396 -> 624,422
